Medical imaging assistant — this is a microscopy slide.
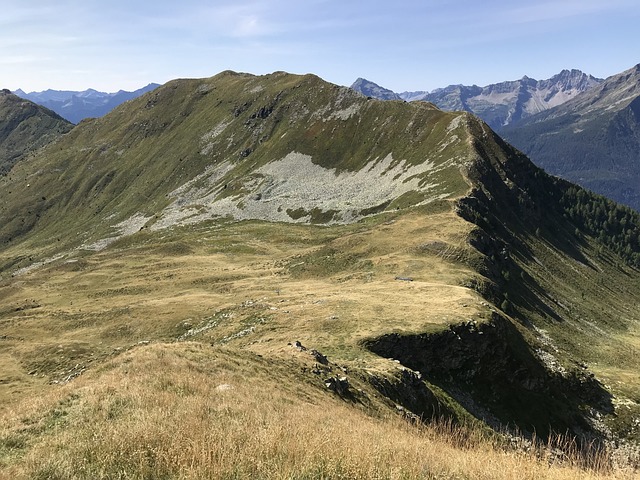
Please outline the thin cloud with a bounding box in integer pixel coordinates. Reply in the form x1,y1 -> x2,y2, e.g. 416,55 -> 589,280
144,2 -> 277,38
0,55 -> 42,66
0,4 -> 56,26
501,0 -> 637,24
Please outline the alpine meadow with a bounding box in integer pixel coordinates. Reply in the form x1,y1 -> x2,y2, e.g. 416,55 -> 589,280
0,70 -> 639,479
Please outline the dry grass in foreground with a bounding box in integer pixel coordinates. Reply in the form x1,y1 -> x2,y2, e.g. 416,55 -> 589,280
0,342 -> 635,480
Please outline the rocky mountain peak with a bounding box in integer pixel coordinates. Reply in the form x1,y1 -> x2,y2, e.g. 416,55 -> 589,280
350,78 -> 401,100
541,69 -> 601,91
351,69 -> 603,129
500,63 -> 640,211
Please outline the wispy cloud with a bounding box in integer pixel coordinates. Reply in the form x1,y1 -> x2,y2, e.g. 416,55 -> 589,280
0,55 -> 43,66
211,3 -> 275,37
142,2 -> 277,39
2,0 -> 638,92
0,4 -> 56,26
499,0 -> 638,24
143,0 -> 373,41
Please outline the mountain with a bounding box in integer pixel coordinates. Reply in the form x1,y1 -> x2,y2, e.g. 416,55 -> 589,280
0,89 -> 73,174
501,63 -> 640,211
15,83 -> 161,123
350,77 -> 401,100
0,71 -> 478,253
1,71 -> 639,477
351,70 -> 602,130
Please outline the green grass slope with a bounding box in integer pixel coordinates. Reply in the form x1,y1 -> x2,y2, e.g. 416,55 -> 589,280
0,71 -> 473,272
0,90 -> 72,174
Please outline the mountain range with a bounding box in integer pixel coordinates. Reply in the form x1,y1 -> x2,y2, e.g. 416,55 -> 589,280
500,64 -> 640,212
352,65 -> 640,212
351,69 -> 602,130
0,70 -> 639,477
14,83 -> 161,124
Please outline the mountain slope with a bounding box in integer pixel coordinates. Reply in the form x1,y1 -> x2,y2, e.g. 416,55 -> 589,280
0,71 -> 474,260
351,70 -> 602,130
15,83 -> 161,123
0,90 -> 73,174
0,71 -> 639,476
501,64 -> 640,211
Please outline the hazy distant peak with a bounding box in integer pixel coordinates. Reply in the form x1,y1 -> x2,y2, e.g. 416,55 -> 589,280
350,78 -> 401,101
15,83 -> 161,123
352,69 -> 603,129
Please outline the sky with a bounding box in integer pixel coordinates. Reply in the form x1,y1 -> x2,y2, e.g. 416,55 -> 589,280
2,0 -> 639,93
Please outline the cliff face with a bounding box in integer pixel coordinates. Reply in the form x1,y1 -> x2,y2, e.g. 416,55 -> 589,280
366,313 -> 612,440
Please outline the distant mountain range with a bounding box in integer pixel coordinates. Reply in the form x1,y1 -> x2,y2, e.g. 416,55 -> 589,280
352,66 -> 640,211
351,70 -> 602,130
501,64 -> 640,211
14,83 -> 161,124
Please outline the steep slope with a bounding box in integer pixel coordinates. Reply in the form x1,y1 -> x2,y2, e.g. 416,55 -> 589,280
501,64 -> 640,211
351,70 -> 602,130
1,71 -> 639,476
0,90 -> 73,174
15,83 -> 161,123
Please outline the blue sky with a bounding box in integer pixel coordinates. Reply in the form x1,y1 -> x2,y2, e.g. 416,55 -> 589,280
2,0 -> 639,93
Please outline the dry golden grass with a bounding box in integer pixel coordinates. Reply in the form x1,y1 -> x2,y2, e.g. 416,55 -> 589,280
0,342 -> 633,480
1,206 -> 639,478
0,209 -> 482,409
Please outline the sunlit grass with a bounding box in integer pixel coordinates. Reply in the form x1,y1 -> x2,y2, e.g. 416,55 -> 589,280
1,343 -> 634,480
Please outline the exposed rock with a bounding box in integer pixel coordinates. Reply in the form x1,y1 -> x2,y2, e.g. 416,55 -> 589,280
364,313 -> 614,441
366,367 -> 451,423
310,349 -> 328,365
325,376 -> 349,395
289,340 -> 306,351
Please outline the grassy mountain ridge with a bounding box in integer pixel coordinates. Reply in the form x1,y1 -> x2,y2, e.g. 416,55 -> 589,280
0,90 -> 72,174
1,71 -> 639,477
0,70 -> 472,270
